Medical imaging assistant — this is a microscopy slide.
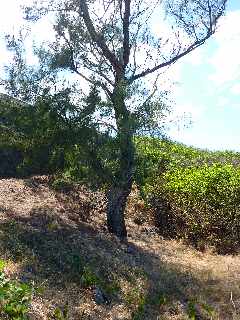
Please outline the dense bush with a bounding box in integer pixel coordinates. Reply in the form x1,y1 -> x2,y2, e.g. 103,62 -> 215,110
134,137 -> 240,252
0,146 -> 23,178
0,94 -> 64,177
144,164 -> 240,253
0,92 -> 115,182
135,136 -> 240,188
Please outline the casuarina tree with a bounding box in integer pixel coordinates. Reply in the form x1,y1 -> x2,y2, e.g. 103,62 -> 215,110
7,0 -> 228,240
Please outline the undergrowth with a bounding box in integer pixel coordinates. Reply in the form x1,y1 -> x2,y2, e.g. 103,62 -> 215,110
136,137 -> 240,253
0,260 -> 34,320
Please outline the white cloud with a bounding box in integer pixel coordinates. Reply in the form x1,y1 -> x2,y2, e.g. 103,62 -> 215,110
216,97 -> 229,109
208,10 -> 240,86
0,0 -> 36,33
0,0 -> 57,75
0,2 -> 22,33
230,83 -> 240,95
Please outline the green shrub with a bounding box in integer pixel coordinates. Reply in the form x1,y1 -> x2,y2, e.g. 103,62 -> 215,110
50,175 -> 75,192
135,137 -> 240,189
145,164 -> 240,253
0,146 -> 23,178
0,260 -> 34,319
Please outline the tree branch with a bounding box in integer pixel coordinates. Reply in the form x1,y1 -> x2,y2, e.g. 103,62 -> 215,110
79,0 -> 122,75
122,0 -> 131,68
73,66 -> 112,98
129,32 -> 212,83
58,30 -> 113,98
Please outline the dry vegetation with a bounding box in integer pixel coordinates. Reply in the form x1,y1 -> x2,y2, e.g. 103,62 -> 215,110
0,176 -> 240,319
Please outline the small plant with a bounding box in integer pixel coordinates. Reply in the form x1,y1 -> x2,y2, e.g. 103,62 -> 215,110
80,266 -> 100,288
150,292 -> 167,307
125,287 -> 146,319
132,295 -> 146,320
0,259 -> 34,320
69,254 -> 84,274
53,304 -> 69,320
186,299 -> 215,319
103,280 -> 120,296
50,176 -> 74,192
130,290 -> 168,319
187,300 -> 198,319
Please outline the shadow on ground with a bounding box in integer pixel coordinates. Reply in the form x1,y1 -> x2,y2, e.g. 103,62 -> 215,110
0,200 -> 236,319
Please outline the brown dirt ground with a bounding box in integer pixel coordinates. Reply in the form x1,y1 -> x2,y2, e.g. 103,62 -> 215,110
0,176 -> 240,320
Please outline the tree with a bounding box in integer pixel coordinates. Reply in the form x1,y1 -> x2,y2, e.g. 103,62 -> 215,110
7,0 -> 227,240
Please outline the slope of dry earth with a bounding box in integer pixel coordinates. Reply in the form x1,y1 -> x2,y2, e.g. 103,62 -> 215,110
0,176 -> 240,319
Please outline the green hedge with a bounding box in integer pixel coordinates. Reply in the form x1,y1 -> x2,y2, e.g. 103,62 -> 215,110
144,164 -> 240,253
135,137 -> 240,188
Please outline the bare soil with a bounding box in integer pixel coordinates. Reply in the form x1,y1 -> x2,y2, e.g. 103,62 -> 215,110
0,176 -> 240,319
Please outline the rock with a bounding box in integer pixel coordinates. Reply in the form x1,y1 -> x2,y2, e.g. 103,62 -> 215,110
126,244 -> 135,255
94,286 -> 110,305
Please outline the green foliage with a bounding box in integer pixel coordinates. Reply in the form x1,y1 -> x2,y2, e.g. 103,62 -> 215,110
80,265 -> 120,296
0,93 -> 68,176
0,145 -> 23,178
150,292 -> 167,307
135,136 -> 240,188
50,175 -> 75,192
53,305 -> 69,320
125,287 -> 168,320
0,88 -> 115,185
80,266 -> 100,288
0,260 -> 5,272
186,299 -> 215,319
0,260 -> 34,320
124,287 -> 146,319
186,300 -> 200,320
138,137 -> 240,252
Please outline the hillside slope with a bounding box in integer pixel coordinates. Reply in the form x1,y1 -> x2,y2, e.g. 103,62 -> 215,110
0,176 -> 240,319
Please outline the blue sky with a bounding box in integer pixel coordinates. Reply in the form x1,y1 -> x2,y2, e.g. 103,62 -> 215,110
0,0 -> 239,152
167,0 -> 240,151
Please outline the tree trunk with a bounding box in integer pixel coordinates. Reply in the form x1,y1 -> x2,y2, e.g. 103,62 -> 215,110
106,147 -> 134,240
106,81 -> 135,240
106,183 -> 132,240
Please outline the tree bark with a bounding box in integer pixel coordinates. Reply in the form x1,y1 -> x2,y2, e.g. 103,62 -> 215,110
106,183 -> 131,240
106,142 -> 134,240
106,82 -> 135,240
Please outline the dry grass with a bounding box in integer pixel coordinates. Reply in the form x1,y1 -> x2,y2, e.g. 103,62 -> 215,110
0,176 -> 240,319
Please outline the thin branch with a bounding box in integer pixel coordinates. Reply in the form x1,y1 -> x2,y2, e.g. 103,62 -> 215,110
129,31 -> 212,83
79,0 -> 122,74
59,29 -> 113,97
207,0 -> 213,32
73,66 -> 112,98
96,120 -> 117,132
141,74 -> 160,107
